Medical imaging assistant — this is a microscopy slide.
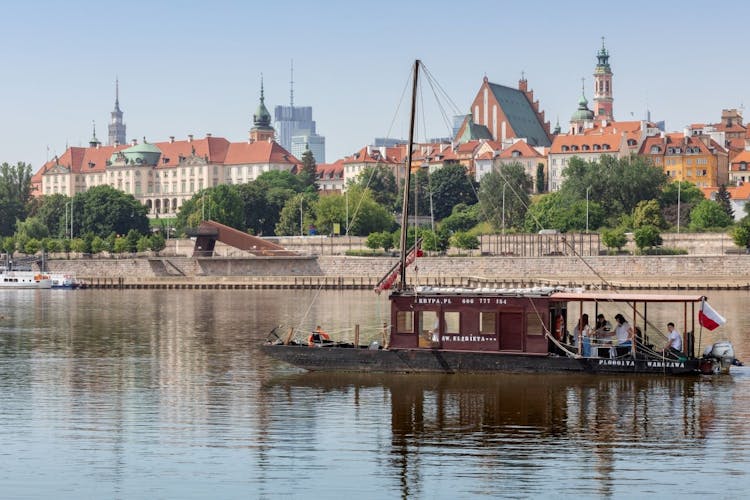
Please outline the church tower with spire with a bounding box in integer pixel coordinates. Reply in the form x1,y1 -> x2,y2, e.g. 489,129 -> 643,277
108,79 -> 127,146
249,75 -> 275,142
593,37 -> 614,121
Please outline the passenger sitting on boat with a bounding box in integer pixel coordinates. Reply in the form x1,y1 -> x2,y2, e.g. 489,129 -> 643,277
661,322 -> 683,357
573,314 -> 591,356
308,325 -> 331,346
594,314 -> 612,338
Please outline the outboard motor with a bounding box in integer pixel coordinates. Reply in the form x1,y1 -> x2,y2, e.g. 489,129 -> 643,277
700,341 -> 736,374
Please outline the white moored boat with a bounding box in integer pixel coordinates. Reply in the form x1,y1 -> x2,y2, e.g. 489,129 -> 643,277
0,270 -> 53,289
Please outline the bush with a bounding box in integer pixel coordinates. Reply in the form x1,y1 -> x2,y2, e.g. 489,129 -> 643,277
634,225 -> 663,251
91,236 -> 107,254
601,228 -> 627,251
345,249 -> 386,257
450,231 -> 479,252
23,238 -> 41,254
366,231 -> 393,252
640,247 -> 688,255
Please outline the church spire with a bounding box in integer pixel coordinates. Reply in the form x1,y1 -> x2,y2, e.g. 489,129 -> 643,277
250,73 -> 275,142
108,78 -> 126,146
89,120 -> 101,147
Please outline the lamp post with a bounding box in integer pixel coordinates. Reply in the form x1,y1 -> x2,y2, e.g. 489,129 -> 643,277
586,186 -> 591,233
345,190 -> 349,236
677,181 -> 681,234
502,182 -> 507,234
300,196 -> 304,236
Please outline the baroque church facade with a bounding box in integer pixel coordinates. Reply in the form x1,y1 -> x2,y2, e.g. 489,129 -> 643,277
32,80 -> 301,217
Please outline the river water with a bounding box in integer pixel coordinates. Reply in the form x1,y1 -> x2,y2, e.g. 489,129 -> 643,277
0,288 -> 749,499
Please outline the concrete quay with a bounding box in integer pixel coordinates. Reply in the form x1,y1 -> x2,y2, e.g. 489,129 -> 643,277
37,254 -> 750,291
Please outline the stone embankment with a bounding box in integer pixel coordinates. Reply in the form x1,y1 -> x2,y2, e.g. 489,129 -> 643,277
39,253 -> 750,291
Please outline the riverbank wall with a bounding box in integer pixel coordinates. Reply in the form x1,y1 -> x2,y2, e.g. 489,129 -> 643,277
38,254 -> 750,290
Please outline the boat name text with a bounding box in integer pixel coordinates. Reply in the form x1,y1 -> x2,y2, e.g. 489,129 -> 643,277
415,297 -> 508,305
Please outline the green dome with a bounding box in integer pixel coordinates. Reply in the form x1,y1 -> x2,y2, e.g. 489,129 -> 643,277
121,140 -> 162,165
253,101 -> 272,128
571,94 -> 594,122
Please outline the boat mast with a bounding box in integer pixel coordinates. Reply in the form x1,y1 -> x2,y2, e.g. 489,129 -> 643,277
398,60 -> 420,291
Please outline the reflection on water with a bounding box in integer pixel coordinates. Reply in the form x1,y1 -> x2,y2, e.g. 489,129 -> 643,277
266,371 -> 750,498
0,289 -> 749,498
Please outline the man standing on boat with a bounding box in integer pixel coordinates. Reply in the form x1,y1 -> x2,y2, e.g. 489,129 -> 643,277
610,314 -> 633,358
662,322 -> 683,357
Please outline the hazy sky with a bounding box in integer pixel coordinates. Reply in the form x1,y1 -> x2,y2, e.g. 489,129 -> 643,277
2,0 -> 748,171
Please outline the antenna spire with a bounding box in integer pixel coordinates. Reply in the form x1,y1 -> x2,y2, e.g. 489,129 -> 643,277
290,59 -> 294,108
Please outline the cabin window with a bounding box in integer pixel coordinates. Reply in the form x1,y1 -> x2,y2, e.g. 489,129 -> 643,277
396,311 -> 413,333
526,312 -> 545,336
418,311 -> 439,336
480,312 -> 496,334
444,311 -> 460,334
417,310 -> 439,346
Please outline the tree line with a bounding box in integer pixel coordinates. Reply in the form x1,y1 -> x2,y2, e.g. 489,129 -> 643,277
1,152 -> 747,257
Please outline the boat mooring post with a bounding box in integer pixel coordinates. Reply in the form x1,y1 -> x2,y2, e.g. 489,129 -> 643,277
354,324 -> 360,348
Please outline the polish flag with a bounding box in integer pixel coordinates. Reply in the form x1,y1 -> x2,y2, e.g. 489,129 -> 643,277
699,299 -> 726,331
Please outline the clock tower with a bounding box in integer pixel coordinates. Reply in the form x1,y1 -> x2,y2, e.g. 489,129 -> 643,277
593,38 -> 614,121
108,78 -> 127,146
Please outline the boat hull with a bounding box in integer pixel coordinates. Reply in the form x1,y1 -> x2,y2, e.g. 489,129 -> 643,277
262,344 -> 700,375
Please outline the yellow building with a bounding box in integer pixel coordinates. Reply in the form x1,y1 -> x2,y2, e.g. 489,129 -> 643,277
638,133 -> 728,187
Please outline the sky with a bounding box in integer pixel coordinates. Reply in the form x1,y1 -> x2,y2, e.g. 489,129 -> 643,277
2,0 -> 750,172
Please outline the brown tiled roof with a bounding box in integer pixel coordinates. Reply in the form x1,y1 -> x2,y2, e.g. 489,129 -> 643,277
224,139 -> 300,165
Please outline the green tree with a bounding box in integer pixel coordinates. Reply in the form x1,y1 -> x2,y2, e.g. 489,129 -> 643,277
659,180 -> 704,206
351,165 -> 398,209
315,187 -> 394,236
125,229 -> 140,252
75,185 -> 149,237
478,163 -> 532,231
450,231 -> 479,253
730,222 -> 750,250
2,236 -> 15,256
535,163 -> 546,193
633,199 -> 667,229
601,228 -> 628,252
421,227 -> 450,253
70,238 -> 87,253
689,199 -> 733,230
366,231 -> 393,252
23,238 -> 41,254
716,184 -> 734,220
298,148 -> 318,190
91,236 -> 107,254
175,185 -> 244,232
150,234 -> 166,254
633,225 -> 663,251
440,203 -> 478,233
15,216 -> 49,241
33,193 -> 70,238
275,193 -> 316,236
113,237 -> 129,253
136,235 -> 151,252
0,161 -> 33,236
428,164 -> 478,220
234,174 -> 302,236
560,155 -> 668,225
